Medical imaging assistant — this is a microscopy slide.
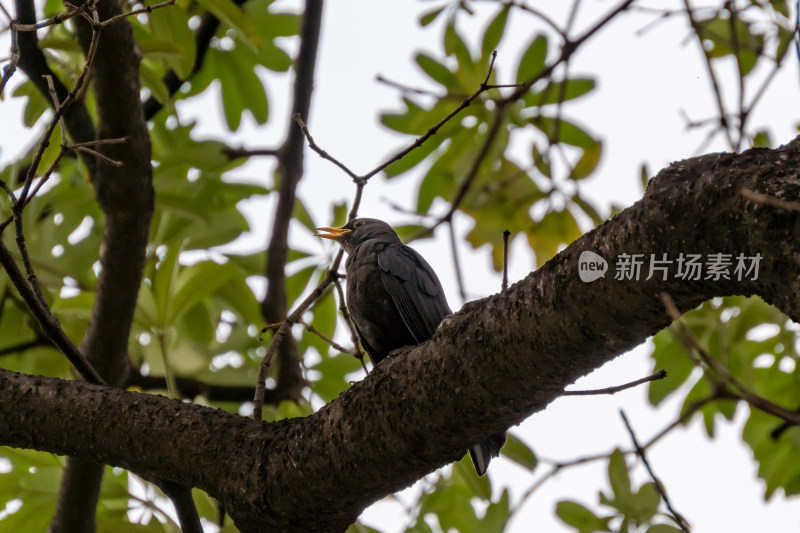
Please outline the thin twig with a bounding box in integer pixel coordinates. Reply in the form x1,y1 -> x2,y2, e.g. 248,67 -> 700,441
448,219 -> 467,303
376,74 -> 448,97
415,108 -> 507,238
682,0 -> 736,150
223,146 -> 280,159
71,145 -> 124,166
98,0 -> 176,27
0,240 -> 105,384
508,393 -> 721,520
253,254 -> 347,419
19,5 -> 101,205
362,50 -> 501,182
333,277 -> 368,374
620,410 -> 692,532
294,114 -> 360,180
502,229 -> 510,291
0,15 -> 19,98
661,292 -> 800,426
727,0 -> 745,151
475,0 -> 566,39
0,338 -> 44,356
9,1 -> 89,31
298,318 -> 357,356
740,187 -> 800,212
562,369 -> 667,396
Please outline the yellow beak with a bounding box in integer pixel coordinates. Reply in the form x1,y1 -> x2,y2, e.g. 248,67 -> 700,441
314,226 -> 351,242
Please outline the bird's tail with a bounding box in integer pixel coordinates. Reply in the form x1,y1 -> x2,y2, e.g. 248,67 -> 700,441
468,431 -> 507,476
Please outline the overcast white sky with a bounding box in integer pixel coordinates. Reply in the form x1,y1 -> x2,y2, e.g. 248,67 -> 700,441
1,0 -> 799,531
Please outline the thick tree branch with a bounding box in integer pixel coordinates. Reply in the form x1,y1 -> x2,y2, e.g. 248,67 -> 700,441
141,0 -> 246,120
1,139 -> 798,532
13,0 -> 96,157
255,0 -> 323,413
51,0 -> 156,530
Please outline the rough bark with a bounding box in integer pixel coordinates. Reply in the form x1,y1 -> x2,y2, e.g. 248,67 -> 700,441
49,0 -> 154,530
2,139 -> 798,532
261,0 -> 324,402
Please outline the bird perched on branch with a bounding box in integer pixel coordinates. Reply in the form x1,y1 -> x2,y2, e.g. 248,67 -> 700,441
315,217 -> 505,476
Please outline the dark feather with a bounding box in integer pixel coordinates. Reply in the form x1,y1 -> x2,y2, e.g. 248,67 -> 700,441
318,218 -> 505,476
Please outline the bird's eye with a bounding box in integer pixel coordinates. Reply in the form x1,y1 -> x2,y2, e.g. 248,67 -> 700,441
354,221 -> 362,228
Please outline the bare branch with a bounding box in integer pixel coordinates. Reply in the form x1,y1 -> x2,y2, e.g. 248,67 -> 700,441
620,410 -> 692,532
0,240 -> 105,385
740,187 -> 800,212
448,220 -> 467,303
502,229 -> 511,291
223,146 -> 280,159
562,369 -> 667,396
294,114 -> 360,180
362,50 -> 501,182
334,277 -> 368,374
682,0 -> 735,150
299,318 -> 357,356
0,15 -> 19,97
661,292 -> 800,426
159,480 -> 202,533
98,0 -> 176,28
376,74 -> 449,97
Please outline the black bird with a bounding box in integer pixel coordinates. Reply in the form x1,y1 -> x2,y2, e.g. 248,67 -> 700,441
315,218 -> 505,476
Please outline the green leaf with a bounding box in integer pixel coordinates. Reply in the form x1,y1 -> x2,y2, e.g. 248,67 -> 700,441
631,481 -> 661,522
770,0 -> 789,17
347,522 -> 383,533
481,488 -> 510,531
293,196 -> 317,233
170,262 -> 236,324
531,115 -> 597,148
287,265 -> 317,307
526,208 -> 582,265
699,15 -> 764,76
384,134 -> 445,178
481,6 -> 510,58
499,432 -> 537,471
416,53 -> 458,88
524,78 -> 596,107
752,130 -> 771,148
444,21 -> 473,74
154,244 -> 181,327
11,82 -> 49,127
452,458 -> 491,500
555,500 -> 611,533
640,163 -> 651,191
180,301 -> 214,344
217,270 -> 263,325
311,352 -> 362,402
140,59 -> 171,103
419,5 -> 446,27
531,142 -> 551,178
571,141 -> 602,180
516,34 -> 547,83
646,525 -> 684,533
208,47 -> 269,130
195,0 -> 259,48
572,194 -> 605,226
607,449 -> 631,501
648,329 -> 696,405
146,2 -> 196,79
242,0 -> 298,71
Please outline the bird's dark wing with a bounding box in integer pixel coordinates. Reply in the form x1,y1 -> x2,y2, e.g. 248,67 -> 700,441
349,314 -> 382,361
377,243 -> 451,343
